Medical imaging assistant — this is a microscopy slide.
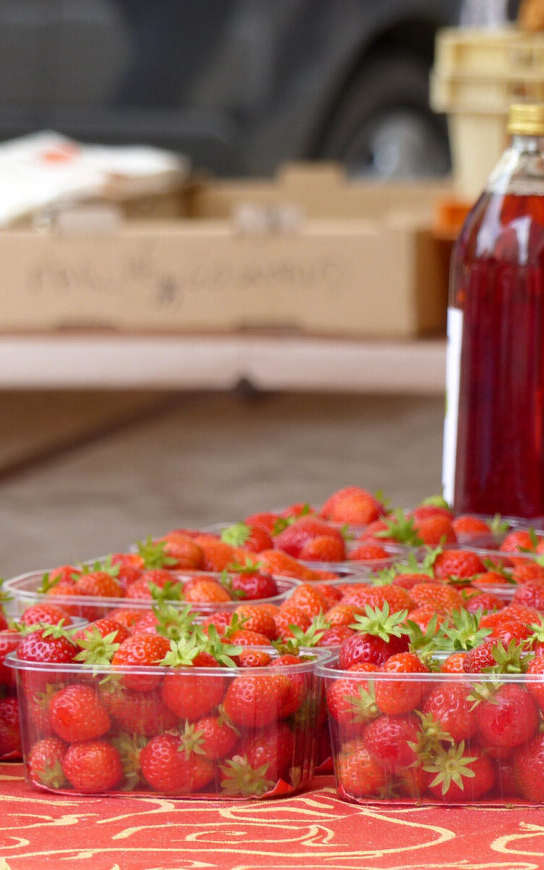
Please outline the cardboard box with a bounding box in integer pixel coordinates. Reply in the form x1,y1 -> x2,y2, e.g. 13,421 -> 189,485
0,210 -> 450,338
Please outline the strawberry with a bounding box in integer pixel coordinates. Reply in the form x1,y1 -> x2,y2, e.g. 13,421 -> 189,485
475,683 -> 538,748
336,737 -> 386,797
233,605 -> 277,639
274,606 -> 311,640
227,629 -> 271,646
184,578 -> 231,604
193,536 -> 238,572
501,529 -> 538,553
338,604 -> 410,669
229,570 -> 278,601
375,652 -> 428,715
63,740 -> 123,793
325,604 -> 361,626
423,742 -> 494,801
108,608 -> 145,631
111,633 -> 170,691
410,583 -> 463,612
349,543 -> 390,562
465,593 -> 504,614
432,549 -> 485,580
486,619 -> 532,647
410,503 -> 453,523
326,662 -> 379,733
287,584 -> 328,619
48,565 -> 81,585
100,685 -> 177,736
451,515 -> 492,539
320,486 -> 383,525
0,697 -> 20,757
73,617 -> 130,647
440,652 -> 466,674
18,626 -> 79,669
182,712 -> 239,760
244,512 -> 280,534
513,561 -> 544,584
49,684 -> 111,743
257,550 -> 321,581
317,625 -> 354,647
299,535 -> 345,562
221,522 -> 272,553
421,682 -> 477,741
223,672 -> 292,727
20,604 -> 73,627
339,584 -> 380,610
141,732 -> 214,793
159,534 -> 204,570
363,713 -> 420,771
75,571 -> 122,598
160,641 -> 226,720
414,515 -> 457,546
474,570 -> 511,587
236,649 -> 272,667
371,584 -> 414,614
241,723 -> 294,781
513,581 -> 544,610
407,605 -> 444,633
0,629 -> 22,688
28,737 -> 67,789
462,639 -> 526,674
274,517 -> 344,559
514,734 -> 544,801
314,583 -> 342,608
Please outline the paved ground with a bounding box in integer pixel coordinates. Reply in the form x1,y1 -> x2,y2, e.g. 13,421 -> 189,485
1,391 -> 444,577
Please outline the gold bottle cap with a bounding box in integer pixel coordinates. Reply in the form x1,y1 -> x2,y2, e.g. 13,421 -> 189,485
508,103 -> 544,136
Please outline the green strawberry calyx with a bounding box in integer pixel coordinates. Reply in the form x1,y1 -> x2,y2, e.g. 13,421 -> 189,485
346,682 -> 379,724
481,558 -> 513,581
41,623 -> 78,644
405,615 -> 439,663
178,721 -> 207,760
204,625 -> 243,667
33,756 -> 67,790
433,609 -> 492,652
38,572 -> 61,594
220,755 -> 274,797
79,555 -> 120,578
152,602 -> 197,642
421,494 -> 451,509
273,614 -> 330,655
350,602 -> 409,642
74,628 -> 121,665
422,740 -> 477,796
219,571 -> 247,600
149,580 -> 184,603
222,613 -> 249,639
226,559 -> 263,575
111,732 -> 146,791
374,509 -> 423,547
136,536 -> 178,570
526,616 -> 544,646
410,711 -> 454,759
221,523 -> 251,547
271,504 -> 312,536
489,514 -> 509,538
161,635 -> 206,668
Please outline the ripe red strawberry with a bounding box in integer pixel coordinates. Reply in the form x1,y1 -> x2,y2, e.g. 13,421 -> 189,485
326,662 -> 379,733
414,515 -> 457,546
228,628 -> 271,646
192,536 -> 238,572
221,522 -> 272,553
111,633 -> 170,691
513,561 -> 544,584
28,737 -> 67,789
501,530 -> 538,553
375,653 -> 428,715
410,583 -> 464,612
514,734 -> 544,800
20,604 -> 73,627
338,584 -> 379,610
184,578 -> 231,604
371,585 -> 414,614
100,685 -> 177,736
336,737 -> 386,797
432,549 -> 485,580
229,571 -> 278,601
236,649 -> 272,667
241,723 -> 294,781
317,625 -> 354,647
274,517 -> 344,559
160,534 -> 204,570
424,743 -> 494,801
63,740 -> 123,793
223,672 -> 291,727
183,713 -> 239,760
407,605 -> 444,633
513,581 -> 544,610
410,504 -> 454,523
451,515 -> 492,539
244,512 -> 280,534
315,583 -> 342,608
73,617 -> 130,647
234,605 -> 277,639
486,619 -> 532,647
473,570 -> 511,587
161,651 -> 225,721
325,604 -> 361,626
49,684 -> 111,743
108,608 -> 145,631
17,626 -> 79,688
320,486 -> 383,525
475,683 -> 538,748
363,713 -> 420,771
140,732 -> 214,793
288,584 -> 328,619
0,629 -> 22,688
337,604 -> 409,669
349,543 -> 390,562
440,652 -> 467,674
0,697 -> 20,757
299,535 -> 345,562
257,549 -> 321,581
465,593 -> 504,614
422,682 -> 477,742
274,606 -> 311,640
48,564 -> 81,585
526,655 -> 544,709
75,571 -> 122,598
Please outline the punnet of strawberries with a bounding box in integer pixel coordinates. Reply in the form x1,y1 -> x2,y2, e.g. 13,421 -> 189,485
6,485 -> 544,804
7,602 -> 329,799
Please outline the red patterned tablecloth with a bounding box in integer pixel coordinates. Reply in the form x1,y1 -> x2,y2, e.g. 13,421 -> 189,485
1,764 -> 543,869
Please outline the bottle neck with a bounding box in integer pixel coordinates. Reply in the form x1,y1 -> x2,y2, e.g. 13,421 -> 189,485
487,133 -> 544,196
511,134 -> 544,153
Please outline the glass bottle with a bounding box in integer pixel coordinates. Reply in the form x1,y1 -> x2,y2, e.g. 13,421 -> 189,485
443,103 -> 544,519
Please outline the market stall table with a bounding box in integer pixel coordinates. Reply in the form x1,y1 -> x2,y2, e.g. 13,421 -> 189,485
0,765 -> 542,869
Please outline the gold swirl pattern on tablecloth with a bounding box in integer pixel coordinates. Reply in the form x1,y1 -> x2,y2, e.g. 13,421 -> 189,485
0,767 -> 542,869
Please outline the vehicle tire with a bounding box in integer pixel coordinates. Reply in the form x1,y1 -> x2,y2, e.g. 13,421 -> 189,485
319,54 -> 450,178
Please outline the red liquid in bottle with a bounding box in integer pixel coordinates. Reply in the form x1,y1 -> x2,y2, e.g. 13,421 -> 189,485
450,191 -> 544,518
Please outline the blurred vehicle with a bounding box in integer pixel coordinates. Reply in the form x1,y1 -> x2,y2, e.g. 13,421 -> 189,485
0,0 -> 504,178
